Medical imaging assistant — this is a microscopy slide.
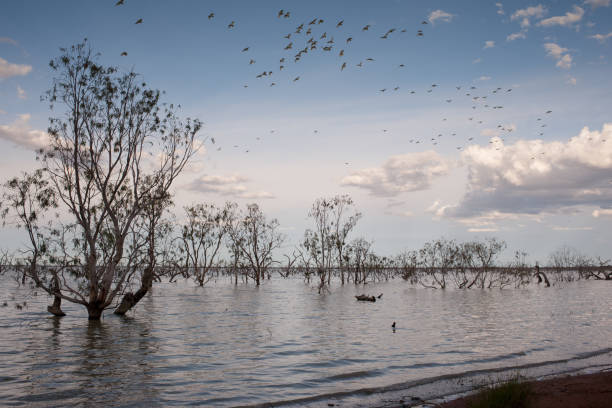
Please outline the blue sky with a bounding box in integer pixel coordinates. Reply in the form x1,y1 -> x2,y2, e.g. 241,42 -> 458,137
1,0 -> 612,262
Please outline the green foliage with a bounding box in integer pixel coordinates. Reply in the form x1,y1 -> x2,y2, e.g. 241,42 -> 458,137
468,377 -> 532,408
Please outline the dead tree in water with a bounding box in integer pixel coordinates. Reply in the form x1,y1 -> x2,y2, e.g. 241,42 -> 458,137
178,202 -> 236,286
303,195 -> 360,291
535,263 -> 550,287
1,170 -> 65,316
228,204 -> 283,286
34,41 -> 200,320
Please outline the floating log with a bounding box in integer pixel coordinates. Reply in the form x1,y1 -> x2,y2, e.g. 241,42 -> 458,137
355,294 -> 376,302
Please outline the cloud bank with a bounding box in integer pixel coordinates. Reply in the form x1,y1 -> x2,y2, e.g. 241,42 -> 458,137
0,114 -> 49,150
0,57 -> 32,79
438,124 -> 612,220
184,174 -> 275,199
341,151 -> 449,197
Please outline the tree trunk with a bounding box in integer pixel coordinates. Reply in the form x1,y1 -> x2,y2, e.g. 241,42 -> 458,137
114,266 -> 154,315
47,295 -> 66,317
87,302 -> 105,320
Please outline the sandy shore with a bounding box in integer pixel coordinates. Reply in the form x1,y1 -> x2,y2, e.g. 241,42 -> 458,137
438,370 -> 612,408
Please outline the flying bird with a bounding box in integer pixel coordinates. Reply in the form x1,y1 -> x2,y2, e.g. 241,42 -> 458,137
346,37 -> 353,43
336,20 -> 344,28
228,21 -> 235,28
208,12 -> 214,19
339,49 -> 344,57
309,18 -> 317,25
249,59 -> 255,64
362,24 -> 371,31
341,62 -> 346,71
242,47 -> 249,52
120,51 -> 128,56
115,0 -> 124,5
422,20 -> 428,24
135,18 -> 143,24
293,76 -> 300,81
284,11 -> 291,18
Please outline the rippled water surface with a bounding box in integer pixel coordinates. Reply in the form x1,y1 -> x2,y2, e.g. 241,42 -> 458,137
0,276 -> 610,407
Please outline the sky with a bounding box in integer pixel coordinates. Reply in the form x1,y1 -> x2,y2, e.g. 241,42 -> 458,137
1,0 -> 612,262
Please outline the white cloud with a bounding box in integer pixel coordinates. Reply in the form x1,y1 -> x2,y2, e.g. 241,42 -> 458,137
0,37 -> 18,46
484,40 -> 495,49
590,32 -> 612,43
544,43 -> 573,69
468,227 -> 499,232
551,226 -> 593,231
0,114 -> 49,150
428,10 -> 454,24
511,5 -> 547,27
584,0 -> 611,9
0,57 -> 32,79
556,54 -> 573,69
17,85 -> 26,100
439,124 -> 612,219
473,58 -> 482,64
341,151 -> 449,197
507,30 -> 527,41
567,76 -> 577,85
184,174 -> 275,199
479,75 -> 492,81
593,209 -> 612,217
538,5 -> 584,27
496,3 -> 505,15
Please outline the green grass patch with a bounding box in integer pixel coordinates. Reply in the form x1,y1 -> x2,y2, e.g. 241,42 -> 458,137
467,376 -> 532,408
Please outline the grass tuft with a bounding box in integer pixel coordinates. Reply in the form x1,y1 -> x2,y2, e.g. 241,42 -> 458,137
467,376 -> 532,408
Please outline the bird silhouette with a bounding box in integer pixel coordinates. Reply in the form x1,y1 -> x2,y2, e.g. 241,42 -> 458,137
120,51 -> 128,56
278,9 -> 284,18
135,18 -> 143,24
249,59 -> 255,64
242,47 -> 249,52
208,12 -> 214,19
362,24 -> 371,31
228,21 -> 235,29
293,76 -> 300,81
341,62 -> 347,71
115,0 -> 124,5
336,20 -> 344,28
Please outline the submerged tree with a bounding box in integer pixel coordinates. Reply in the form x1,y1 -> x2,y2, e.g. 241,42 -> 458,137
228,204 -> 284,286
303,195 -> 361,291
179,202 -> 237,286
26,41 -> 201,320
0,170 -> 66,316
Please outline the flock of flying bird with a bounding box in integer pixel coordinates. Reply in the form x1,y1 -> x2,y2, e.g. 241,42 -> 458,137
114,2 -> 595,162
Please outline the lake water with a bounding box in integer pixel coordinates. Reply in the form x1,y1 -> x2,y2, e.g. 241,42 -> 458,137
0,276 -> 610,407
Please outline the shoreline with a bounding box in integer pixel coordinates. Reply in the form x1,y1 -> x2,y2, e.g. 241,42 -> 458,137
438,369 -> 612,408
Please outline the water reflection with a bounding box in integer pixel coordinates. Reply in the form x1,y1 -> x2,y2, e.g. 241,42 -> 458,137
0,278 -> 611,407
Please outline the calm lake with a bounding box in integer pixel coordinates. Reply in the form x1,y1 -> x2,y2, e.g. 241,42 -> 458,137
0,276 -> 610,407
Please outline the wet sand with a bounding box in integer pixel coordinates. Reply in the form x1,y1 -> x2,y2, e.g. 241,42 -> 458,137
439,370 -> 612,408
